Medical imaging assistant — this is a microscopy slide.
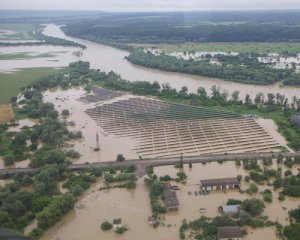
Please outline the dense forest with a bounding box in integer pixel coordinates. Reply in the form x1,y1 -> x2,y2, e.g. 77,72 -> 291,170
126,50 -> 300,85
63,11 -> 300,44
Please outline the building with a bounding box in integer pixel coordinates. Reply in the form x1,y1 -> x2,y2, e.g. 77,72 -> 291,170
218,226 -> 243,240
291,115 -> 300,126
200,178 -> 240,191
162,184 -> 179,212
113,218 -> 122,230
219,205 -> 241,216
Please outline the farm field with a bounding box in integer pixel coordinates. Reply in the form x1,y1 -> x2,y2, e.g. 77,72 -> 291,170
0,67 -> 60,104
0,105 -> 14,124
132,42 -> 300,54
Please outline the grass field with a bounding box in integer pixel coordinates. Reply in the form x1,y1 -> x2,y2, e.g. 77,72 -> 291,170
0,24 -> 36,40
0,68 -> 60,104
0,105 -> 14,124
133,42 -> 300,54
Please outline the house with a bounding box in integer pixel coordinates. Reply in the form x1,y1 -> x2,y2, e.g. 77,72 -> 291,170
200,178 -> 240,191
291,115 -> 300,126
218,226 -> 243,240
218,205 -> 241,216
163,189 -> 179,211
162,183 -> 179,212
113,218 -> 122,230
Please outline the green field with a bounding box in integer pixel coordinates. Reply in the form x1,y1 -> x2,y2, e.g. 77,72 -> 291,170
136,42 -> 300,54
0,68 -> 60,104
0,24 -> 36,40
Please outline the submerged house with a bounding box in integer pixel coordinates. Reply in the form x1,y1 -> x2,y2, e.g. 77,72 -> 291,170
219,205 -> 241,216
113,218 -> 122,230
200,178 -> 240,191
162,184 -> 179,212
217,226 -> 243,240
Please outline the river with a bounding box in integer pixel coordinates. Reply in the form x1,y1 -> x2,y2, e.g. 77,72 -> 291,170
42,24 -> 300,101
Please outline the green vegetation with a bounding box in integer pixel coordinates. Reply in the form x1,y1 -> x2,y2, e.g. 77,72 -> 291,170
63,12 -> 300,44
284,206 -> 300,240
144,177 -> 167,215
101,221 -> 113,231
126,50 -> 299,85
0,68 -> 60,104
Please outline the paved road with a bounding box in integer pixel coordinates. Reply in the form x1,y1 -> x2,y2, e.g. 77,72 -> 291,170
1,151 -> 299,175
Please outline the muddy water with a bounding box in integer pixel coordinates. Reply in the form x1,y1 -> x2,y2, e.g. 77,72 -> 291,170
42,161 -> 299,240
7,118 -> 39,132
43,88 -> 139,162
42,24 -> 300,101
0,45 -> 80,71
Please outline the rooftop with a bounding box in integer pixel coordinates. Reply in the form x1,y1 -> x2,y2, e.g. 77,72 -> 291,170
200,178 -> 240,187
113,218 -> 122,225
163,190 -> 179,208
221,205 -> 241,214
218,226 -> 242,239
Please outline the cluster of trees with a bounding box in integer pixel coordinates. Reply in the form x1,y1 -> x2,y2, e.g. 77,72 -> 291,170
63,12 -> 300,44
126,50 -> 300,86
63,174 -> 97,196
283,206 -> 300,240
144,177 -> 167,215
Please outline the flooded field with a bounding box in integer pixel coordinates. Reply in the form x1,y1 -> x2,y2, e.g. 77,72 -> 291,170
43,87 -> 139,162
0,45 -> 80,71
41,161 -> 299,240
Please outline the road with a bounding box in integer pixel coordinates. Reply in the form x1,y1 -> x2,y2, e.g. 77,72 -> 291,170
1,151 -> 300,176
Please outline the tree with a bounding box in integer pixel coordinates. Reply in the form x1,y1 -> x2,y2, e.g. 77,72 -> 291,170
241,199 -> 264,216
231,90 -> 240,103
197,87 -> 207,98
101,221 -> 113,231
3,154 -> 15,166
116,154 -> 125,162
61,109 -> 70,117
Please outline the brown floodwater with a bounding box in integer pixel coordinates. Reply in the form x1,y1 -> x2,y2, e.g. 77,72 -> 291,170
41,24 -> 300,102
40,161 -> 299,240
1,24 -> 299,100
43,88 -> 139,162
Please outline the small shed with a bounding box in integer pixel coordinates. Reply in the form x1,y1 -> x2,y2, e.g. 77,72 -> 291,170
200,178 -> 240,191
218,226 -> 242,240
219,205 -> 241,216
113,218 -> 122,230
